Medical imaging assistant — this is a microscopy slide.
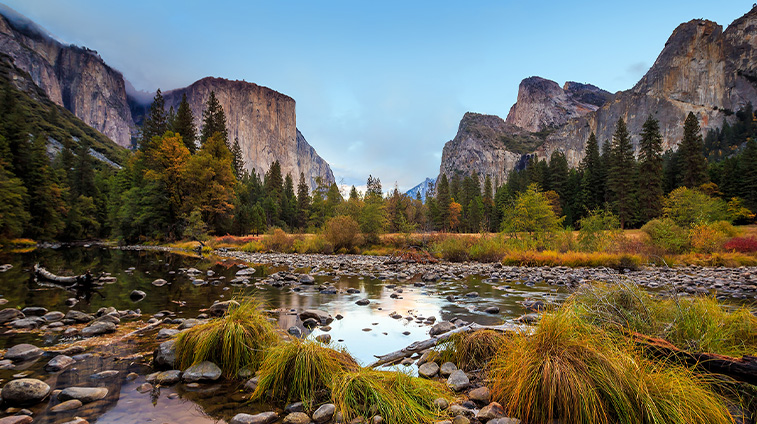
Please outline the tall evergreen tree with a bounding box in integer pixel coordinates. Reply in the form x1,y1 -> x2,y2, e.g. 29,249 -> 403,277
200,91 -> 228,144
436,174 -> 451,230
547,150 -> 569,202
678,112 -> 709,188
740,138 -> 757,210
637,115 -> 664,222
483,175 -> 494,231
231,137 -> 244,178
296,172 -> 310,229
608,118 -> 636,228
141,89 -> 168,148
173,93 -> 197,153
580,132 -> 604,211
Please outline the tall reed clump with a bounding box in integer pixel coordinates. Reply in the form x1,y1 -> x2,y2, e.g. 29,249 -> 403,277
175,298 -> 279,378
251,338 -> 359,409
569,282 -> 757,357
437,330 -> 508,371
489,310 -> 735,424
332,368 -> 450,424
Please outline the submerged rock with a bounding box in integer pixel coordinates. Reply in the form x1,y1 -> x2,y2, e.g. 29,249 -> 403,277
298,309 -> 333,325
1,378 -> 50,405
58,387 -> 108,404
182,361 -> 222,382
81,321 -> 116,337
153,340 -> 176,368
45,355 -> 75,372
4,344 -> 43,362
51,399 -> 83,412
0,309 -> 24,324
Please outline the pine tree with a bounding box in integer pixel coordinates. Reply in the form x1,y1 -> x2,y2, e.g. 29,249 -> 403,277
200,91 -> 228,145
366,175 -> 383,201
580,132 -> 604,211
678,112 -> 709,188
0,135 -> 29,238
436,174 -> 451,230
600,138 -> 612,203
231,137 -> 244,178
296,172 -> 310,229
281,173 -> 296,228
173,93 -> 197,153
141,89 -> 168,148
637,115 -> 664,222
740,138 -> 757,210
483,175 -> 494,231
25,134 -> 66,239
547,150 -> 569,203
349,185 -> 360,201
608,118 -> 636,228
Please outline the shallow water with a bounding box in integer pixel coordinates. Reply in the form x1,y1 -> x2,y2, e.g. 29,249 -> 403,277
0,247 -> 567,423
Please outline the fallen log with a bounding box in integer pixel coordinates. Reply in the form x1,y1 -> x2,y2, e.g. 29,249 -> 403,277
368,322 -> 529,368
34,263 -> 93,286
632,332 -> 757,385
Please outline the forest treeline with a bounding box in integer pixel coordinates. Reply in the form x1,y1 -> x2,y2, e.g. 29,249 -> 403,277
1,77 -> 756,243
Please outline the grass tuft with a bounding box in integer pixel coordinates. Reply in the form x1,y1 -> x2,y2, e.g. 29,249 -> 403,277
489,309 -> 735,424
175,298 -> 279,378
437,330 -> 508,371
251,338 -> 359,409
331,368 -> 450,424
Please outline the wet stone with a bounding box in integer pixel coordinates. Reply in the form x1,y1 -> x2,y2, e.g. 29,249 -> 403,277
0,308 -> 24,324
429,321 -> 455,336
476,402 -> 506,420
288,326 -> 302,337
10,318 -> 44,330
42,311 -> 65,322
418,362 -> 439,378
447,370 -> 470,392
4,344 -> 43,362
51,399 -> 83,412
183,361 -> 222,382
90,370 -> 119,380
21,307 -> 47,316
58,387 -> 108,404
64,311 -> 93,323
283,412 -> 311,424
315,334 -> 331,344
153,339 -> 177,368
156,328 -> 180,339
0,416 -> 33,424
81,321 -> 116,337
1,378 -> 50,405
151,278 -> 168,287
136,383 -> 153,393
230,412 -> 279,424
45,355 -> 75,372
313,404 -> 336,423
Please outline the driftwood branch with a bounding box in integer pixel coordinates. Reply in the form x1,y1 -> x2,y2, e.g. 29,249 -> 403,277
632,332 -> 757,385
368,322 -> 529,368
34,263 -> 92,286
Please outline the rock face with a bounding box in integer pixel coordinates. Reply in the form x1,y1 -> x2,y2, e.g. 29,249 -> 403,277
0,5 -> 335,186
162,78 -> 335,191
439,6 -> 757,180
0,7 -> 133,146
505,77 -> 611,132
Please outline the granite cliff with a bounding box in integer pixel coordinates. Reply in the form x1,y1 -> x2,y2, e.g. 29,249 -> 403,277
0,5 -> 335,189
0,5 -> 133,146
439,6 -> 757,182
162,78 -> 335,189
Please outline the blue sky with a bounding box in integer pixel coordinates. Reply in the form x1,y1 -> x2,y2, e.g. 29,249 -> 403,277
3,0 -> 753,191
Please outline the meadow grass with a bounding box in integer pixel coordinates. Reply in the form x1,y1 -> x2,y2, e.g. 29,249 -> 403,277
174,298 -> 279,378
489,309 -> 735,424
331,368 -> 450,424
251,338 -> 359,409
436,329 -> 508,371
569,282 -> 757,357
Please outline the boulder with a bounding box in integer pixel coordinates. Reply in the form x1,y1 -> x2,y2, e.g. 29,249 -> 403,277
45,355 -> 75,372
182,361 -> 222,382
447,370 -> 470,392
81,321 -> 116,337
58,387 -> 108,403
313,404 -> 336,423
4,344 -> 43,362
229,412 -> 278,424
64,310 -> 93,323
1,378 -> 50,405
21,307 -> 47,316
0,309 -> 24,324
429,321 -> 455,336
299,309 -> 333,325
468,386 -> 491,404
208,300 -> 240,317
418,362 -> 440,378
153,340 -> 176,368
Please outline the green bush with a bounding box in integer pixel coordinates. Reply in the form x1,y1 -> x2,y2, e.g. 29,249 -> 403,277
663,187 -> 730,227
578,209 -> 620,252
431,236 -> 471,262
263,228 -> 294,252
293,235 -> 334,254
468,235 -> 507,262
641,218 -> 689,253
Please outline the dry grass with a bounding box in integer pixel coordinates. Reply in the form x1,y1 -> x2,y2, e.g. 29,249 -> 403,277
175,298 -> 279,378
251,338 -> 359,409
331,368 -> 450,424
437,330 -> 508,371
489,309 -> 735,424
501,250 -> 643,269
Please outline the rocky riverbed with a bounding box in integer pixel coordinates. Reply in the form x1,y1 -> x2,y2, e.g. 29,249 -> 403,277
0,246 -> 754,424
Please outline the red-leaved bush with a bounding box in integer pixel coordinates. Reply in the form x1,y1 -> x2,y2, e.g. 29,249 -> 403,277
723,237 -> 757,253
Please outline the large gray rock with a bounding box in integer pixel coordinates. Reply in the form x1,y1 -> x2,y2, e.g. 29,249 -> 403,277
0,308 -> 24,324
9,317 -> 44,329
182,361 -> 222,382
299,309 -> 333,325
1,378 -> 50,405
153,340 -> 176,368
476,402 -> 506,420
45,355 -> 75,372
81,321 -> 116,337
312,404 -> 336,423
208,300 -> 240,317
149,370 -> 182,385
440,362 -> 457,377
4,344 -> 43,362
446,370 -> 470,392
229,412 -> 278,424
429,321 -> 455,336
21,307 -> 47,316
43,311 -> 65,322
65,310 -> 94,323
58,387 -> 109,403
418,362 -> 439,378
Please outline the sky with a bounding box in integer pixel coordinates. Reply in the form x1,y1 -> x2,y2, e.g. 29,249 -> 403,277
2,0 -> 753,192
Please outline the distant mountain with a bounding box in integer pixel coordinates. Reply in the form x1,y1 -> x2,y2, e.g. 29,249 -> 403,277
405,177 -> 434,201
439,6 -> 757,183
